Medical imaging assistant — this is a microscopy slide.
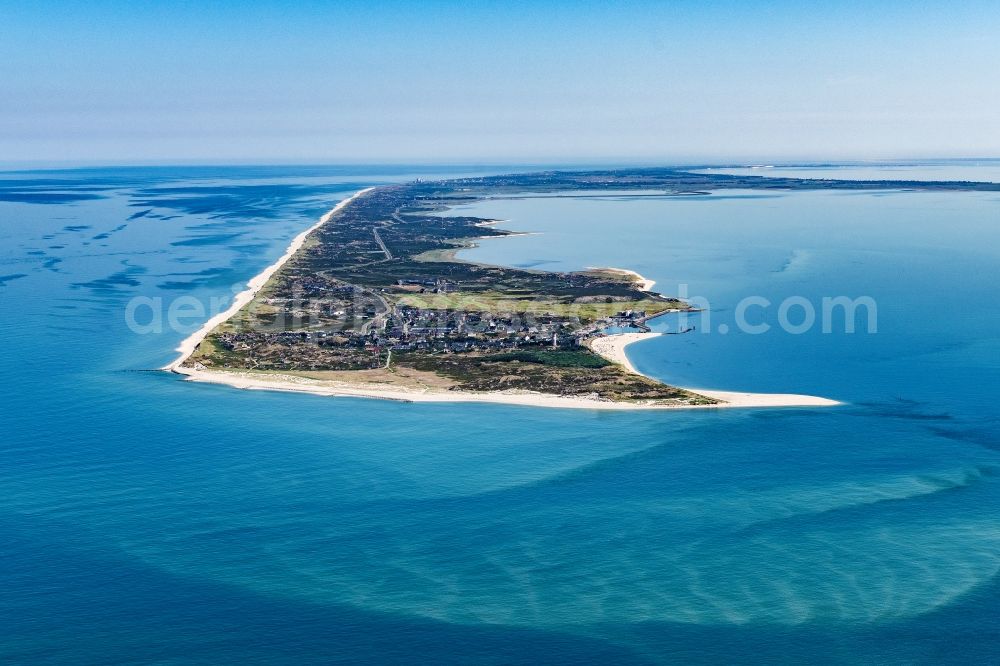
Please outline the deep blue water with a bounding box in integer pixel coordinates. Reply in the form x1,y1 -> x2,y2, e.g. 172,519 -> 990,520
2,165 -> 999,664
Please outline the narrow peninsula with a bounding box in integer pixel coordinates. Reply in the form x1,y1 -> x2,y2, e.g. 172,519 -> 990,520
167,167 -> 995,409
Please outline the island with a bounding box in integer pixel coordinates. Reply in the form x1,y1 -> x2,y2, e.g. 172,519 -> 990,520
166,167 -> 999,409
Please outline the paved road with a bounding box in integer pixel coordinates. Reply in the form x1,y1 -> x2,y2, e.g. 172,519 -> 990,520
372,228 -> 393,260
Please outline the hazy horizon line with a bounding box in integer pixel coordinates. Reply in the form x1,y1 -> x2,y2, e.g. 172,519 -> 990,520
3,156 -> 1000,173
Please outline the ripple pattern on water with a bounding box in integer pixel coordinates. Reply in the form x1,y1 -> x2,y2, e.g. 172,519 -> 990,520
86,464 -> 1000,628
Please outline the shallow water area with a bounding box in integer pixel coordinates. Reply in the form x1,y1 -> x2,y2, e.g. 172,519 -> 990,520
2,165 -> 999,664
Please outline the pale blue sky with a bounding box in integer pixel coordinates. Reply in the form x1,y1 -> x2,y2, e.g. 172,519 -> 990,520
2,1 -> 998,164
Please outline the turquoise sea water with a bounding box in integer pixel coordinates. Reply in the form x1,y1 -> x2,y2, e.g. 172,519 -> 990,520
2,165 -> 999,664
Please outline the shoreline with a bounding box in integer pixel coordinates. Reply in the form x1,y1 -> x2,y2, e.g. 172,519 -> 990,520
586,331 -> 655,374
586,331 -> 841,408
165,186 -> 840,410
164,187 -> 374,372
169,366 -> 837,410
589,266 -> 656,292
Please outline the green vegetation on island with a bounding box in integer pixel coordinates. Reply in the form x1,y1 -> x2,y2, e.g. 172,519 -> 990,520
184,167 -> 1000,404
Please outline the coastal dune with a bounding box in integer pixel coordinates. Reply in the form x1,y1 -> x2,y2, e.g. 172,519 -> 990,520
174,358 -> 840,410
166,188 -> 840,411
165,187 -> 375,372
169,366 -> 738,411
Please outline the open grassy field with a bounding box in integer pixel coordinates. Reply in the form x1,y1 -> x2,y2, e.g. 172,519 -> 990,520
394,291 -> 676,320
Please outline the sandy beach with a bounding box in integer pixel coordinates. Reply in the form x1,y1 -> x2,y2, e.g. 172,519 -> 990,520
172,366 -> 726,410
165,187 -> 374,372
166,188 -> 839,411
174,361 -> 839,410
176,330 -> 839,410
590,266 -> 657,292
586,331 -> 656,374
586,331 -> 840,408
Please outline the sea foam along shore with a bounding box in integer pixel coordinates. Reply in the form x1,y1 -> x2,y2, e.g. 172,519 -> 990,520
167,189 -> 839,410
165,187 -> 375,372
